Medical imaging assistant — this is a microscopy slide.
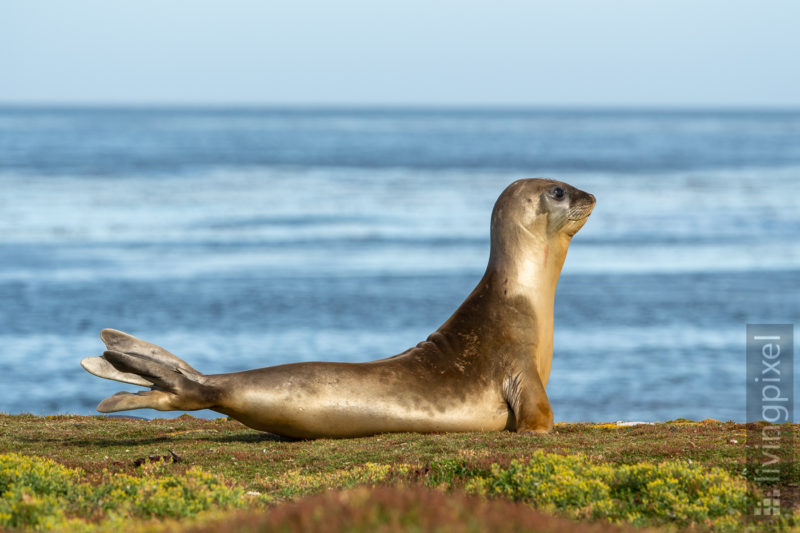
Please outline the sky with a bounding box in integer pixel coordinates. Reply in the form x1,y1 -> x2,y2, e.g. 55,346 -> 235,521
1,0 -> 799,107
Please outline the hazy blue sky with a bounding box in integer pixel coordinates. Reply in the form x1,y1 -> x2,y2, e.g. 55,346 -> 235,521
2,0 -> 798,107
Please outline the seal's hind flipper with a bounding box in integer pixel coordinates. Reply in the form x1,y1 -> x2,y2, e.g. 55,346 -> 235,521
81,356 -> 154,387
100,329 -> 200,376
82,331 -> 220,413
97,390 -> 174,413
93,349 -> 218,412
102,350 -> 186,392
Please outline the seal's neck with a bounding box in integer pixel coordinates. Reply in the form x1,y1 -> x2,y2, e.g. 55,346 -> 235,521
488,227 -> 571,388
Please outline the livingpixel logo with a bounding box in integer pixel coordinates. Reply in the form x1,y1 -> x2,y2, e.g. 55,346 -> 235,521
746,324 -> 794,518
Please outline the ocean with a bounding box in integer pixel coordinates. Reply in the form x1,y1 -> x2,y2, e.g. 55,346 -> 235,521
1,107 -> 799,423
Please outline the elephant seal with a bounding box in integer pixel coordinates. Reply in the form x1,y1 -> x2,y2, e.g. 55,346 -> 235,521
81,178 -> 595,438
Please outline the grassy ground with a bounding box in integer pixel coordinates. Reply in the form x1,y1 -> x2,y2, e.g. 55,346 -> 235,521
0,414 -> 797,531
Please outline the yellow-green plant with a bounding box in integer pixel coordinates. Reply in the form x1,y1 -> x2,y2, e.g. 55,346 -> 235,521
0,453 -> 81,529
0,453 -> 245,530
465,450 -> 749,530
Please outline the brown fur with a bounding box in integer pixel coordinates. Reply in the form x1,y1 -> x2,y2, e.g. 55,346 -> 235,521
82,178 -> 595,438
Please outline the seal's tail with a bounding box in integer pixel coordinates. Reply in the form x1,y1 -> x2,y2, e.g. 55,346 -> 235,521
80,329 -> 220,413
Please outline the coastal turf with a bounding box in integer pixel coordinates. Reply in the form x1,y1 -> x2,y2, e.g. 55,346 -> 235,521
0,414 -> 796,531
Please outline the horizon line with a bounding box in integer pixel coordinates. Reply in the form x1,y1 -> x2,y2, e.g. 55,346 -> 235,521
1,101 -> 800,112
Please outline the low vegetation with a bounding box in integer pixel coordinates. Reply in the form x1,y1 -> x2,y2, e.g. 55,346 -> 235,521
465,451 -> 749,530
0,414 -> 797,531
0,453 -> 245,530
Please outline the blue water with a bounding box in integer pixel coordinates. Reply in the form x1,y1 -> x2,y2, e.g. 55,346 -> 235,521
1,107 -> 799,423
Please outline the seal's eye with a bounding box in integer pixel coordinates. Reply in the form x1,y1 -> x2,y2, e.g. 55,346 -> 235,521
551,186 -> 565,200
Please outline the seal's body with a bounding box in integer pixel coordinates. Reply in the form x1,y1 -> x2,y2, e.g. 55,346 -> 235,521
81,179 -> 595,438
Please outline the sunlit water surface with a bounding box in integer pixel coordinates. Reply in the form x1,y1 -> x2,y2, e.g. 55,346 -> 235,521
1,108 -> 799,423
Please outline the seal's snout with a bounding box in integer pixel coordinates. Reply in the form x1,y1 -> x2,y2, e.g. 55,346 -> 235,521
583,191 -> 596,212
573,189 -> 595,208
566,188 -> 596,222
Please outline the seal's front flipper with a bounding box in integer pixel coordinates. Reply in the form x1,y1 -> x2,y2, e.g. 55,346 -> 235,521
504,371 -> 554,433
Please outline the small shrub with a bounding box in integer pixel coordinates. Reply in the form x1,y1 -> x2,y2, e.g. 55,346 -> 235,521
0,453 -> 80,530
0,453 -> 82,499
0,453 -> 244,530
88,466 -> 244,519
465,450 -> 750,530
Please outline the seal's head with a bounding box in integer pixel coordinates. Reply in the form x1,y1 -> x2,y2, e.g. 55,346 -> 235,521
489,178 -> 595,278
491,178 -> 595,241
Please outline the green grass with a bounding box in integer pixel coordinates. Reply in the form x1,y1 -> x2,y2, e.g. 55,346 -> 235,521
0,414 -> 797,531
